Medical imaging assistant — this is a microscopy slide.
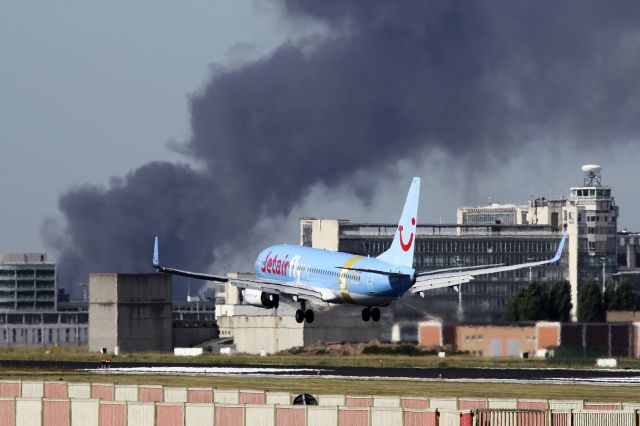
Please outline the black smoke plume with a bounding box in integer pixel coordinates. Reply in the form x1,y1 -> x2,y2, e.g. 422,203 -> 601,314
43,0 -> 640,297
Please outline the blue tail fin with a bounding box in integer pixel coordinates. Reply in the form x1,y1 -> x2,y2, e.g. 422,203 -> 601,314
376,177 -> 420,268
153,236 -> 159,268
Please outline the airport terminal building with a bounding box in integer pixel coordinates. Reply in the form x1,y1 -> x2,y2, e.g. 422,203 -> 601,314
300,165 -> 622,321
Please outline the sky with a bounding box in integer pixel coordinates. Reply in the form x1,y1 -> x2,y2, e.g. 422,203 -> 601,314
0,1 -> 293,252
1,1 -> 640,296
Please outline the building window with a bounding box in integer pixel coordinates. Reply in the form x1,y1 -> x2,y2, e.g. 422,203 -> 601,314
302,224 -> 312,247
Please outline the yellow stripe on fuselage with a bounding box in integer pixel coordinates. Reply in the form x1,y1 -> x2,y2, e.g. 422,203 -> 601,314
339,256 -> 363,304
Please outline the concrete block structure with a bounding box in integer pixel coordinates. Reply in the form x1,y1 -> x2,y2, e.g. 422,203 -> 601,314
88,273 -> 172,353
216,306 -> 383,354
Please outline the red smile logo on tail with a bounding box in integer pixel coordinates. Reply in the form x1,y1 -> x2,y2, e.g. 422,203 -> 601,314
399,217 -> 415,252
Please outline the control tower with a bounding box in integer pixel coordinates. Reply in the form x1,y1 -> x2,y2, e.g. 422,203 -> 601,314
564,165 -> 619,318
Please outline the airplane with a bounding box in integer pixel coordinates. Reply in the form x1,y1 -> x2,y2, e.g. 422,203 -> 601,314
153,177 -> 567,324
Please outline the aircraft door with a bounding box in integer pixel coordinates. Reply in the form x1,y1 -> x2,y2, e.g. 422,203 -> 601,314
366,273 -> 375,294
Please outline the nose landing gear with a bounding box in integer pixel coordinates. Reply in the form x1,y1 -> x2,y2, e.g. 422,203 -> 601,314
362,307 -> 380,322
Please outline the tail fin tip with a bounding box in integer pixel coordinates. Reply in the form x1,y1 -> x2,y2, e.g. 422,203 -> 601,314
376,177 -> 421,268
153,236 -> 159,268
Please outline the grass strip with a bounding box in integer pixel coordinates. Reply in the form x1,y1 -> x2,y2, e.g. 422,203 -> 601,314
1,369 -> 639,402
1,347 -> 639,370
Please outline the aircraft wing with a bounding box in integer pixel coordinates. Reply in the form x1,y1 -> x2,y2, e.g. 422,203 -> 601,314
411,231 -> 567,294
152,237 -> 324,302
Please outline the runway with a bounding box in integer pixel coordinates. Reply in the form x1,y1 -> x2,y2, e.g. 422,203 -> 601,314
2,359 -> 640,385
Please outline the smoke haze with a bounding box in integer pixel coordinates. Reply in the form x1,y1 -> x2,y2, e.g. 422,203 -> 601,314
43,0 -> 640,296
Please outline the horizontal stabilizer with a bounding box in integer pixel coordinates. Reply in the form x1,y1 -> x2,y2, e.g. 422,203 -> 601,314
417,263 -> 503,276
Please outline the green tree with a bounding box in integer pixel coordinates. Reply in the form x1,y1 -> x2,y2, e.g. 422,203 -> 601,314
548,280 -> 572,322
503,297 -> 519,322
517,281 -> 549,321
616,279 -> 637,311
577,280 -> 605,322
604,281 -> 619,311
502,281 -> 550,322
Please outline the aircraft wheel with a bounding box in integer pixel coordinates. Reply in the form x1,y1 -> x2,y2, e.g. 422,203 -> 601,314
361,307 -> 371,322
371,307 -> 381,322
304,309 -> 315,324
295,309 -> 305,324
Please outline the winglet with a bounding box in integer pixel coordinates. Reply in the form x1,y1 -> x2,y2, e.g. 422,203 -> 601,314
551,231 -> 568,263
153,236 -> 160,268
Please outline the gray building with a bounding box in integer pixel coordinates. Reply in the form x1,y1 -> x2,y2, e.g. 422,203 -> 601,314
0,253 -> 56,312
0,311 -> 87,347
88,273 -> 172,353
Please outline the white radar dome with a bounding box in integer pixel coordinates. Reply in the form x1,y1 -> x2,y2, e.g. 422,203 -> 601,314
581,164 -> 601,173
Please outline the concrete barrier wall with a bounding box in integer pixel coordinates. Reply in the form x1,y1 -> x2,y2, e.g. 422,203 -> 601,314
43,399 -> 70,426
458,399 -> 487,409
371,407 -> 403,426
240,390 -> 266,404
156,403 -> 185,426
549,399 -> 584,410
1,397 -> 639,426
67,383 -> 90,400
403,409 -> 437,426
214,389 -> 239,404
429,397 -> 457,410
188,388 -> 213,403
584,402 -> 623,410
401,397 -> 429,409
185,403 -> 214,426
487,398 -> 518,409
0,381 -> 20,398
372,396 -> 400,408
91,384 -> 113,401
114,385 -> 138,402
245,404 -> 275,426
71,399 -> 98,426
266,392 -> 291,405
43,383 -> 67,399
307,406 -> 337,426
517,399 -> 548,410
214,405 -> 243,426
276,406 -> 305,426
345,396 -> 372,407
99,401 -> 126,426
16,398 -> 42,426
21,382 -> 44,398
127,402 -> 154,426
5,380 -> 640,426
0,398 -> 16,425
138,386 -> 163,402
338,407 -> 369,426
163,387 -> 187,403
318,394 -> 345,406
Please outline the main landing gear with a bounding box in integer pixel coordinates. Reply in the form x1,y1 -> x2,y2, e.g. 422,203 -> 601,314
362,307 -> 380,322
295,300 -> 315,324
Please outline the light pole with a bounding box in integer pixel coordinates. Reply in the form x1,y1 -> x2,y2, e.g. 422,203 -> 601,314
526,257 -> 534,282
600,257 -> 607,294
455,257 -> 464,321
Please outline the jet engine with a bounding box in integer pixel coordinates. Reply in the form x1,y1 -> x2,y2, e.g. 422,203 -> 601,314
243,289 -> 279,308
